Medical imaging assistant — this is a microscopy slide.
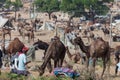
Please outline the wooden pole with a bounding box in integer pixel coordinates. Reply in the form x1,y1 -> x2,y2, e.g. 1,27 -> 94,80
109,11 -> 112,47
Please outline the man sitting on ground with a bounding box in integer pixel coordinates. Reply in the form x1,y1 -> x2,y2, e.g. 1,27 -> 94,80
11,46 -> 31,76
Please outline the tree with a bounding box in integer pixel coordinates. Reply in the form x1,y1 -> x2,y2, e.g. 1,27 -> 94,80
60,0 -> 114,24
34,0 -> 60,19
0,0 -> 6,3
60,0 -> 84,26
5,0 -> 12,9
5,0 -> 23,20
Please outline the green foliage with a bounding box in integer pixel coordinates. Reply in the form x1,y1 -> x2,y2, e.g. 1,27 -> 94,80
7,73 -> 26,80
34,0 -> 114,17
37,76 -> 71,80
5,0 -> 12,8
12,0 -> 23,7
0,0 -> 6,3
102,0 -> 114,2
0,72 -> 71,80
34,0 -> 60,12
5,0 -> 22,10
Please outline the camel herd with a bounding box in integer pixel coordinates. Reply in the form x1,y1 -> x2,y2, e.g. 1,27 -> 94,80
1,14 -> 120,78
2,33 -> 119,78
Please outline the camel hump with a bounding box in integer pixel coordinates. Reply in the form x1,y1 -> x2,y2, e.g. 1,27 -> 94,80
14,37 -> 20,41
7,37 -> 24,54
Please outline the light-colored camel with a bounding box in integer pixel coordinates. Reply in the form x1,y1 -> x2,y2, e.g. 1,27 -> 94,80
74,37 -> 110,77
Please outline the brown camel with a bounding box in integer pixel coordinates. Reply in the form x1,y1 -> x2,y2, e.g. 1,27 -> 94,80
1,37 -> 25,67
74,37 -> 110,77
2,28 -> 11,41
65,46 -> 86,64
23,27 -> 34,43
31,18 -> 41,32
6,37 -> 24,55
38,36 -> 66,76
17,22 -> 34,43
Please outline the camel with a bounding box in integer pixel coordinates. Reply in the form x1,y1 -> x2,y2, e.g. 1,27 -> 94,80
33,39 -> 49,59
17,22 -> 34,43
6,37 -> 25,55
1,19 -> 15,41
1,37 -> 24,67
31,19 -> 41,32
38,36 -> 66,76
17,21 -> 25,35
1,28 -> 12,41
101,28 -> 109,36
51,14 -> 57,22
65,46 -> 86,64
23,27 -> 34,43
74,37 -> 110,77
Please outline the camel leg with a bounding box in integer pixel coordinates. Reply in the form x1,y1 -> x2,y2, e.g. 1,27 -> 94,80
59,50 -> 66,67
22,34 -> 25,42
9,33 -> 11,41
59,58 -> 64,67
85,58 -> 89,71
46,60 -> 52,73
91,58 -> 96,77
33,34 -> 34,42
56,59 -> 60,67
101,58 -> 106,77
88,37 -> 90,43
28,34 -> 30,43
54,59 -> 58,68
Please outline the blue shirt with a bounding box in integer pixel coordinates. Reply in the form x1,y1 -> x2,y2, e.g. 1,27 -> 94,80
18,53 -> 27,70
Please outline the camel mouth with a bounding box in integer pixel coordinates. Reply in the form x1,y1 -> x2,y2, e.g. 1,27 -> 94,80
33,44 -> 39,50
73,38 -> 79,45
38,67 -> 44,76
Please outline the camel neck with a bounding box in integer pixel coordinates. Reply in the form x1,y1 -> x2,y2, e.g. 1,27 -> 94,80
78,40 -> 89,54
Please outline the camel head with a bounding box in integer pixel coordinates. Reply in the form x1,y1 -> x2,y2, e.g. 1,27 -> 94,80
74,37 -> 82,45
33,39 -> 49,50
38,66 -> 44,76
33,39 -> 42,50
